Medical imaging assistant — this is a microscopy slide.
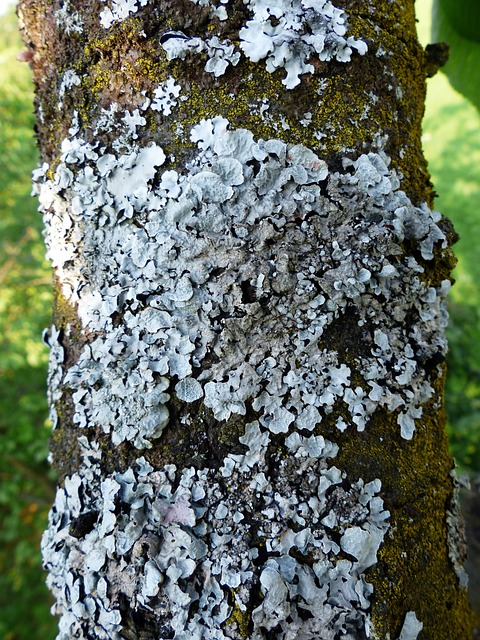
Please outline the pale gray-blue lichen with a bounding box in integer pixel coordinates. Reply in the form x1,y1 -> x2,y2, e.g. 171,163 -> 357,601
43,430 -> 389,639
158,0 -> 368,88
36,115 -> 448,448
37,114 -> 449,638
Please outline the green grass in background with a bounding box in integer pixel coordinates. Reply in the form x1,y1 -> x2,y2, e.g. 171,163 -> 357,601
0,1 -> 478,638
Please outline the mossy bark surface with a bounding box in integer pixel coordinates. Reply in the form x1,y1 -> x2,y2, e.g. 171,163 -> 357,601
19,1 -> 472,638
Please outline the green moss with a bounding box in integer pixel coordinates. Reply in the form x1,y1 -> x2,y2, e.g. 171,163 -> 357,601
226,594 -> 251,639
52,278 -> 82,343
131,55 -> 164,81
48,393 -> 82,484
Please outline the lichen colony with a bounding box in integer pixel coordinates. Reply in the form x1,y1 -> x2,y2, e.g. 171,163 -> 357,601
31,0 -> 460,638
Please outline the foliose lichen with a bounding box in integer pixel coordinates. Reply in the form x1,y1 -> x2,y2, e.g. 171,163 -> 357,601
238,0 -> 368,88
158,0 -> 368,88
43,429 -> 390,639
36,114 -> 449,449
99,0 -> 149,29
396,611 -> 423,640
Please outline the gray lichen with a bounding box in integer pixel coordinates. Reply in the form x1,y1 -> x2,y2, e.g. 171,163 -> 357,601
396,611 -> 424,640
36,116 -> 449,448
43,430 -> 389,639
158,0 -> 368,88
37,113 -> 450,637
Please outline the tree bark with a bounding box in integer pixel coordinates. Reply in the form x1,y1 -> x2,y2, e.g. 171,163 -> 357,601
19,0 -> 472,638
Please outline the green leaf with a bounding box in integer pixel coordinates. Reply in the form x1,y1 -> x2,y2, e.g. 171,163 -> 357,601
438,0 -> 480,43
432,0 -> 480,111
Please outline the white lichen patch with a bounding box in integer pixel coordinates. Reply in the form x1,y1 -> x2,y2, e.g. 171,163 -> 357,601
161,32 -> 241,78
42,424 -> 390,639
43,325 -> 65,429
55,1 -> 84,35
58,70 -> 81,109
99,1 -> 366,87
100,0 -> 149,29
159,0 -> 367,88
239,0 -> 368,88
37,116 -> 449,448
89,104 -> 148,152
148,77 -> 184,116
397,611 -> 424,640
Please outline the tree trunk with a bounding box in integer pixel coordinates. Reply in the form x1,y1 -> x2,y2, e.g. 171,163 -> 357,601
18,0 -> 472,638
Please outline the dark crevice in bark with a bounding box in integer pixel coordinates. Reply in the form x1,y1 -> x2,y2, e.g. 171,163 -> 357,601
119,593 -> 174,640
69,510 -> 99,539
318,306 -> 372,363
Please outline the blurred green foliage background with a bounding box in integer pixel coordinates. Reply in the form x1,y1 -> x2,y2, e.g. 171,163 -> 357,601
0,0 -> 478,637
0,7 -> 56,640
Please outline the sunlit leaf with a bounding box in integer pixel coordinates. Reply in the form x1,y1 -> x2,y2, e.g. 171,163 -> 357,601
432,0 -> 480,111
